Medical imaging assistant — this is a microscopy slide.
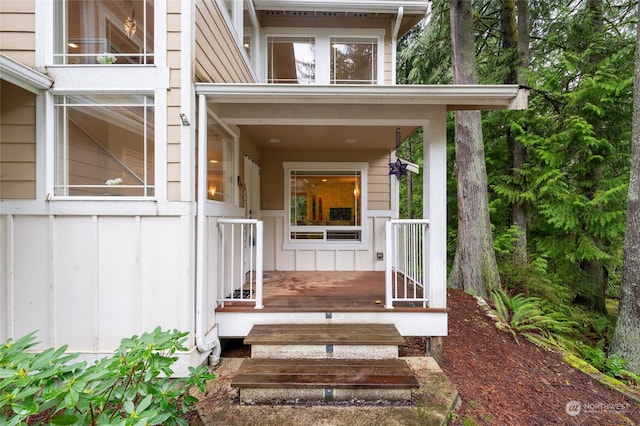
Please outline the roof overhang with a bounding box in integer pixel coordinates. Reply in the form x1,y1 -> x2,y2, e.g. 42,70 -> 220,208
252,0 -> 430,14
0,54 -> 53,93
196,84 -> 527,150
197,84 -> 526,111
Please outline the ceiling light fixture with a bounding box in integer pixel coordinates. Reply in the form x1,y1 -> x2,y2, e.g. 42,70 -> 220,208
124,9 -> 137,39
269,138 -> 281,144
345,138 -> 357,144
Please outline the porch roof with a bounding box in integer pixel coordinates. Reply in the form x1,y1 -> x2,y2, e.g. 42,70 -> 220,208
196,84 -> 527,150
0,54 -> 53,93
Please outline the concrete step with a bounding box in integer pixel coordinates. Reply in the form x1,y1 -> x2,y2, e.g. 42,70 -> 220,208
245,323 -> 405,359
231,358 -> 419,403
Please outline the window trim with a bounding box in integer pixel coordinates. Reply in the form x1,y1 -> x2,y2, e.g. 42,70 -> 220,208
283,161 -> 369,250
262,28 -> 385,85
38,0 -> 166,68
51,93 -> 156,200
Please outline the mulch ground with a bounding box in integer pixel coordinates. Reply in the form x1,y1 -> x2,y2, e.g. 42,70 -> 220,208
439,289 -> 640,425
206,288 -> 640,425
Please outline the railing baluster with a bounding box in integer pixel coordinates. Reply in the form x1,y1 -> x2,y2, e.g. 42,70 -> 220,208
217,218 -> 264,309
385,219 -> 430,308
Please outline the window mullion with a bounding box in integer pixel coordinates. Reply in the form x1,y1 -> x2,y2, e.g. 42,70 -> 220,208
316,36 -> 330,85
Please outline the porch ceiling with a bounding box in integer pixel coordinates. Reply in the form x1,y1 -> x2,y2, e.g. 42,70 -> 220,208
197,84 -> 526,151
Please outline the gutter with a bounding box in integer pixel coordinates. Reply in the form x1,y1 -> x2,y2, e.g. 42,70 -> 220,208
0,53 -> 53,93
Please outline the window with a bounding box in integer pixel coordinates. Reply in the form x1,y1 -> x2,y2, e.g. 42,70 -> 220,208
265,30 -> 383,84
207,124 -> 235,203
54,94 -> 154,197
267,37 -> 316,84
54,0 -> 154,65
330,37 -> 377,84
286,163 -> 367,244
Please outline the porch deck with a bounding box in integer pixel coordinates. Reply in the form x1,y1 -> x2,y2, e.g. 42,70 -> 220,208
214,271 -> 447,338
216,271 -> 444,313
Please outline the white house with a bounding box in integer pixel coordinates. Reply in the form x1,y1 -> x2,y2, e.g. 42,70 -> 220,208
0,0 -> 525,375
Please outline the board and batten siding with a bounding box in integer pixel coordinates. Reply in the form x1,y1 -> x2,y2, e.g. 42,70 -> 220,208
260,213 -> 391,271
0,0 -> 36,67
194,0 -> 254,83
1,214 -> 193,350
0,81 -> 36,199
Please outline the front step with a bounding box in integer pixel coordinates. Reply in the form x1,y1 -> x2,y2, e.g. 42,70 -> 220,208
231,358 -> 419,402
245,323 -> 405,359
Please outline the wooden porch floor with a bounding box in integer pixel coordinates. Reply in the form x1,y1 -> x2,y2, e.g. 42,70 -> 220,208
217,271 -> 442,313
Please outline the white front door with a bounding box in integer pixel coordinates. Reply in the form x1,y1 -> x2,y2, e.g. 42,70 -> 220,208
244,156 -> 261,274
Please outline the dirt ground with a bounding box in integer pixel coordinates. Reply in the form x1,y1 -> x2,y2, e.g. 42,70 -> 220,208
190,288 -> 640,425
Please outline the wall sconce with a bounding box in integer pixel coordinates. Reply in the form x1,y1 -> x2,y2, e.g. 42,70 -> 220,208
180,113 -> 190,126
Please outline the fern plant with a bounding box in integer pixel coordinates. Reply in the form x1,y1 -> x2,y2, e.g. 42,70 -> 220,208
490,288 -> 577,344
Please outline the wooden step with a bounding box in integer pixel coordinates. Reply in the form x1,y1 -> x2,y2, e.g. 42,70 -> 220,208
245,323 -> 405,359
245,323 -> 405,346
231,358 -> 419,402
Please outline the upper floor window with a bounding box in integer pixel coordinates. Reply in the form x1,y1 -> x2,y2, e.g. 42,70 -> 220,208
54,94 -> 154,197
267,37 -> 316,84
54,0 -> 154,65
330,37 -> 377,84
265,29 -> 384,85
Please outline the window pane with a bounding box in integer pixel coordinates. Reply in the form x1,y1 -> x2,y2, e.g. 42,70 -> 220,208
207,126 -> 234,203
330,37 -> 377,84
54,95 -> 154,196
290,171 -> 361,227
55,0 -> 154,64
268,37 -> 315,84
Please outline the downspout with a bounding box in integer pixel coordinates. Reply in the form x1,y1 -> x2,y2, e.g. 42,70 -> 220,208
247,1 -> 261,81
391,6 -> 403,85
195,94 -> 221,363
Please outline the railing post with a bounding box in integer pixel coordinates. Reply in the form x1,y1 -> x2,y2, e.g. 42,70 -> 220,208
385,220 -> 394,309
254,221 -> 264,309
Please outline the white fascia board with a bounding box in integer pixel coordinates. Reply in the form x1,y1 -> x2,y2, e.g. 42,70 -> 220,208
252,0 -> 429,14
195,84 -> 527,111
0,54 -> 53,93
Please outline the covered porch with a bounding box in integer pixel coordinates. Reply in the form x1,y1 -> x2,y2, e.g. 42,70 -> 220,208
194,84 -> 525,344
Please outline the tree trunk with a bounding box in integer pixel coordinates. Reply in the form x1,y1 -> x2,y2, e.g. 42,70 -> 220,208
610,1 -> 640,375
502,0 -> 529,268
584,0 -> 607,314
448,0 -> 500,298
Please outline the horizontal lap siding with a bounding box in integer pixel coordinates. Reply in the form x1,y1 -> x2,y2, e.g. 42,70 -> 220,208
0,81 -> 36,199
167,2 -> 182,200
195,0 -> 254,83
0,0 -> 35,67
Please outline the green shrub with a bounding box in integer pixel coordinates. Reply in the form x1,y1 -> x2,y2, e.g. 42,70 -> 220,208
0,327 -> 215,425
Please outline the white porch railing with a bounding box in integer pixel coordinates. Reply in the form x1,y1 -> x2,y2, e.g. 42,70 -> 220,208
217,218 -> 263,309
385,219 -> 430,309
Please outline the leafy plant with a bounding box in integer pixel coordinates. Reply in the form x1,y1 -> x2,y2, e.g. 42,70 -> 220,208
490,288 -> 577,344
0,327 -> 215,425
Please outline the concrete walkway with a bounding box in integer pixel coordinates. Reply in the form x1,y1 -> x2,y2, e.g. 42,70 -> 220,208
194,357 -> 459,426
